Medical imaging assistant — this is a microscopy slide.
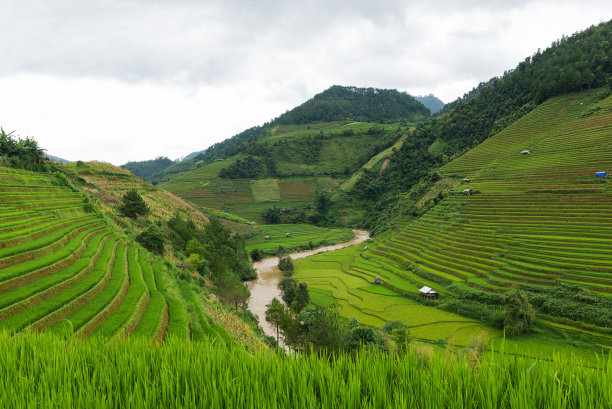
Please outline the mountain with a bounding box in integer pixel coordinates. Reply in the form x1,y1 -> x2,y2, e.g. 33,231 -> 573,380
122,156 -> 175,181
45,154 -> 71,164
415,94 -> 444,114
145,86 -> 430,185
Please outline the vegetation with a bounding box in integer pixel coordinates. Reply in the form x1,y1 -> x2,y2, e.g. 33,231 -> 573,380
118,189 -> 150,234
277,256 -> 294,276
0,128 -> 48,172
122,156 -> 174,181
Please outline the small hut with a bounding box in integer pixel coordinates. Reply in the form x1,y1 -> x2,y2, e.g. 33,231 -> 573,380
264,235 -> 271,240
364,246 -> 369,251
374,277 -> 381,285
285,232 -> 292,238
419,286 -> 438,299
462,178 -> 471,183
520,150 -> 531,155
463,188 -> 472,196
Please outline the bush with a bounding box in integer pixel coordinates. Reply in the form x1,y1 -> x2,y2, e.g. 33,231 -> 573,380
137,225 -> 167,255
278,256 -> 294,276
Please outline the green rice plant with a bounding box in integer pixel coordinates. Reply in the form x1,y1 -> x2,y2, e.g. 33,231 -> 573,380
94,246 -> 148,338
49,243 -> 129,335
0,237 -> 119,332
0,330 -> 609,408
0,224 -> 105,283
0,230 -> 110,312
152,260 -> 188,339
0,216 -> 101,259
132,250 -> 166,339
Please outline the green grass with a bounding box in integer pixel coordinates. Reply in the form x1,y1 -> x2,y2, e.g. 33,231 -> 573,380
251,179 -> 281,202
1,331 -> 610,408
245,224 -> 354,253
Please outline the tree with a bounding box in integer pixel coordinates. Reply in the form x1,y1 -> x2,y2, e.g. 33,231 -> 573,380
504,289 -> 535,336
292,282 -> 310,312
314,190 -> 332,214
265,297 -> 288,345
136,224 -> 166,255
262,207 -> 281,224
119,190 -> 149,234
250,248 -> 264,262
278,278 -> 297,306
278,256 -> 294,276
214,272 -> 250,313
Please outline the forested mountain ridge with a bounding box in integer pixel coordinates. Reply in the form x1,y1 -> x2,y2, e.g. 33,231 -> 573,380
143,86 -> 429,185
122,156 -> 175,181
360,19 -> 612,231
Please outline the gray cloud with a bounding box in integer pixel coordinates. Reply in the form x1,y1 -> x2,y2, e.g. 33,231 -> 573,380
0,0 -> 611,164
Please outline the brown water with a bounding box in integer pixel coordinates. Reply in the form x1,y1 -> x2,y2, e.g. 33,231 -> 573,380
246,230 -> 370,345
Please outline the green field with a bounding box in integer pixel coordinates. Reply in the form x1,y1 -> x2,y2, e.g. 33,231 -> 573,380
2,330 -> 608,408
245,224 -> 354,253
292,89 -> 612,354
0,166 -> 229,344
293,244 -> 500,346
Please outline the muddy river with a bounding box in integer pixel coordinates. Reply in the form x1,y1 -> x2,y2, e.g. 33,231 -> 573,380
246,230 -> 370,345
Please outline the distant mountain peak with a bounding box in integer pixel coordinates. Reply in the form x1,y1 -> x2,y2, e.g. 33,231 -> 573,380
414,94 -> 444,114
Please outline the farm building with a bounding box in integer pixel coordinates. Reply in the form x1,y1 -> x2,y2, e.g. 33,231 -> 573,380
463,189 -> 473,196
285,232 -> 292,238
462,178 -> 471,183
520,150 -> 531,155
264,236 -> 271,240
419,286 -> 438,299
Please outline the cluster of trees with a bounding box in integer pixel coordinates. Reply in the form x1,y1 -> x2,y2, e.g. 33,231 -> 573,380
275,86 -> 430,124
359,21 -> 612,231
0,128 -> 48,172
266,299 -> 411,354
121,157 -> 174,181
218,156 -> 267,179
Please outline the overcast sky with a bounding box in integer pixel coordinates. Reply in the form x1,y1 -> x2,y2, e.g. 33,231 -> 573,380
1,1 -> 610,165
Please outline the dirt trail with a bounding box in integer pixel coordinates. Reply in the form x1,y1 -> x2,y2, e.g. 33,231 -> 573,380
246,230 -> 370,346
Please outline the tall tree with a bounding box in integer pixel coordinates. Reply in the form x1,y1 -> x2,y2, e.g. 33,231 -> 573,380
265,297 -> 288,345
215,272 -> 250,313
118,189 -> 149,234
504,289 -> 535,336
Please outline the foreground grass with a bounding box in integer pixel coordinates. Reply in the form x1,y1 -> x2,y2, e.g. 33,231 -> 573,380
0,332 -> 609,408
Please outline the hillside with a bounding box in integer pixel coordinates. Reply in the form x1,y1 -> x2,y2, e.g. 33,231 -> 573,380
0,164 -> 264,348
143,85 -> 429,186
122,156 -> 175,181
162,121 -> 406,224
60,161 -> 208,232
292,88 -> 612,357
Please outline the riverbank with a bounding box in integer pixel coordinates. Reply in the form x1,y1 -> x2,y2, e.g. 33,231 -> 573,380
246,230 -> 370,344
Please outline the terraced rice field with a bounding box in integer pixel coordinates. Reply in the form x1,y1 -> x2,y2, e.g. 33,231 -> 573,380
245,224 -> 354,253
0,167 -> 215,342
293,244 -> 500,346
293,89 -> 611,346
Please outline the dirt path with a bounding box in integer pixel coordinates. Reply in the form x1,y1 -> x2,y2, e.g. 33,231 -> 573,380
246,230 -> 370,346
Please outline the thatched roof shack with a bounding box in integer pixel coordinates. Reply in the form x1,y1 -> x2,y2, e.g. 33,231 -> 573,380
520,150 -> 531,155
462,178 -> 471,183
419,286 -> 438,299
285,232 -> 292,238
463,188 -> 472,196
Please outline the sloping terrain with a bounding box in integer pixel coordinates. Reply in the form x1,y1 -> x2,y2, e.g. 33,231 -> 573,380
0,166 -> 245,345
162,121 -> 405,223
60,161 -> 208,230
293,89 -> 612,348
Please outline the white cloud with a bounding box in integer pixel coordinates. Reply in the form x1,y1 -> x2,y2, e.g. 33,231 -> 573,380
0,0 -> 611,164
